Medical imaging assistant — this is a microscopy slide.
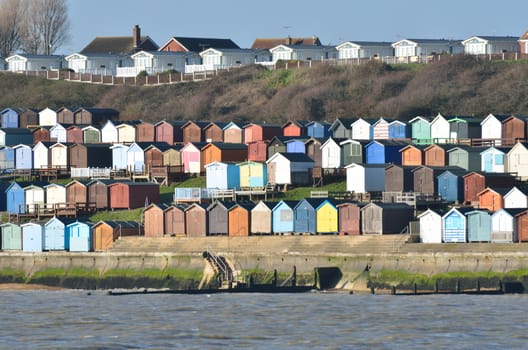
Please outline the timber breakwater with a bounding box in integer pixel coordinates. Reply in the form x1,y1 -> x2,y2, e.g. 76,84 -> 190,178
2,235 -> 528,292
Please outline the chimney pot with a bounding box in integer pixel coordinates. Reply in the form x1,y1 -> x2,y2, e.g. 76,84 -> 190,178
133,25 -> 141,48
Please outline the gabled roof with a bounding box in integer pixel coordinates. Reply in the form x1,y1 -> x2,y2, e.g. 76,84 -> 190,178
80,36 -> 158,55
294,198 -> 326,210
463,35 -> 519,44
272,200 -> 299,210
477,187 -> 511,197
252,36 -> 321,49
337,41 -> 393,48
329,118 -> 357,131
161,36 -> 239,52
443,206 -> 475,217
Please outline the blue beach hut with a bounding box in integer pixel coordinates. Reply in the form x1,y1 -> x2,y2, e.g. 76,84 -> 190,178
388,120 -> 409,139
466,210 -> 491,242
285,139 -> 307,153
365,140 -> 407,165
205,161 -> 240,190
21,222 -> 43,252
306,121 -> 330,138
5,181 -> 25,214
13,144 -> 33,170
0,146 -> 14,171
44,217 -> 72,251
442,207 -> 473,243
294,198 -> 324,235
1,108 -> 22,128
272,200 -> 298,234
65,221 -> 93,252
437,169 -> 467,203
1,222 -> 21,250
110,144 -> 129,170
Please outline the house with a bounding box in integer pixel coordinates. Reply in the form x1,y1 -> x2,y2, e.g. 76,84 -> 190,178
423,144 -> 456,167
181,142 -> 207,174
244,123 -> 282,144
1,108 -> 24,128
340,139 -> 366,166
0,128 -> 33,146
1,222 -> 22,250
252,36 -> 321,49
65,180 -> 88,207
345,163 -> 386,193
282,120 -> 308,137
391,39 -> 463,58
204,122 -> 227,143
237,161 -> 268,188
506,142 -> 528,180
135,121 -> 155,143
194,48 -> 270,72
82,126 -> 101,143
462,36 -> 519,55
184,203 -> 208,237
384,164 -> 414,193
182,121 -> 208,143
351,118 -> 374,140
160,36 -> 239,52
447,146 -> 485,171
200,142 -> 248,171
316,199 -> 339,234
480,114 -> 509,146
228,201 -> 255,236
448,116 -> 481,140
122,50 -> 200,76
463,172 -> 517,205
477,187 -> 508,211
272,200 -> 298,234
361,202 -> 413,234
69,143 -> 113,168
504,186 -> 528,209
304,138 -> 324,168
266,152 -> 314,186
92,220 -> 143,251
442,207 -> 474,243
364,140 -> 407,164
293,198 -> 324,234
143,203 -> 166,237
306,121 -> 331,139
49,142 -> 70,169
430,113 -> 450,143
155,120 -> 184,144
81,24 -> 158,55
491,208 -> 524,243
320,137 -> 343,169
418,208 -> 444,243
337,202 -> 362,236
247,140 -> 269,162
480,146 -> 509,173
65,221 -> 93,252
205,161 -> 240,190
49,124 -> 67,143
101,120 -> 118,144
223,122 -> 244,144
336,41 -> 394,59
45,183 -> 66,206
6,54 -> 63,72
110,143 -> 129,170
520,31 -> 528,54
437,168 -> 467,203
21,222 -> 43,252
13,144 -> 33,170
329,118 -> 356,139
87,179 -> 115,210
408,116 -> 431,144
73,107 -> 119,126
251,201 -> 274,235
164,205 -> 187,237
207,200 -> 236,236
65,53 -> 126,75
399,144 -> 426,166
502,115 -> 526,145
466,210 -> 492,242
44,217 -> 70,251
269,44 -> 337,62
116,121 -> 139,144
108,182 -> 159,209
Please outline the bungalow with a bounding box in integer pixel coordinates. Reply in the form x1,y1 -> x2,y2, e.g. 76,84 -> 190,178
418,208 -> 445,243
350,118 -> 374,141
361,202 -> 413,234
504,186 -> 528,209
205,161 -> 240,190
345,163 -> 386,193
6,54 -> 63,72
336,41 -> 393,59
122,50 -> 200,76
80,24 -> 158,55
391,39 -> 463,59
65,52 -> 126,75
329,118 -> 356,139
462,36 -> 519,55
269,44 -> 337,62
408,116 -> 431,144
251,36 -> 321,49
159,36 -> 239,52
266,152 -> 314,186
520,31 -> 528,54
191,48 -> 270,73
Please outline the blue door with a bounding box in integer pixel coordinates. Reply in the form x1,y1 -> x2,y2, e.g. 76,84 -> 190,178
483,153 -> 493,172
444,211 -> 466,243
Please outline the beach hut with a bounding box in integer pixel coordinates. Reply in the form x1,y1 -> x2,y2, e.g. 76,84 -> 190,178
1,223 -> 21,250
204,122 -> 226,142
207,201 -> 235,236
365,140 -> 407,165
0,128 -> 33,146
38,107 -> 57,126
372,117 -> 391,140
361,202 -> 414,235
49,142 -> 70,169
205,161 -> 240,190
306,121 -> 330,138
184,203 -> 208,237
66,125 -> 83,144
388,120 -> 409,139
66,180 -> 88,207
266,153 -> 314,186
237,161 -> 268,188
272,200 -> 297,234
0,181 -> 7,212
293,198 -> 324,234
181,142 -> 207,174
437,169 -> 467,203
155,120 -> 184,144
320,138 -> 343,169
408,116 -> 431,144
267,136 -> 289,158
418,208 -> 444,243
282,120 -> 308,137
164,204 -> 187,236
340,139 -> 366,166
502,115 -> 525,146
480,147 -> 509,173
285,138 -> 307,154
463,172 -> 517,206
49,124 -> 67,143
448,116 -> 481,140
143,143 -> 169,168
136,121 -> 155,143
251,201 -> 274,235
222,122 -> 244,144
481,114 -> 508,146
163,145 -> 183,168
304,138 -> 323,168
442,207 -> 473,243
182,120 -> 208,143
45,183 -> 66,206
5,181 -> 26,214
110,144 -> 129,170
228,201 -> 255,236
43,217 -> 70,251
350,118 -> 373,141
477,187 -> 508,211
247,140 -> 268,162
21,222 -> 43,252
337,202 -> 362,236
69,143 -> 113,168
82,126 -> 101,144
101,120 -> 118,144
126,142 -> 145,172
24,184 -> 45,213
143,203 -> 165,237
73,107 -> 119,126
1,108 -> 22,128
200,142 -> 248,171
92,221 -> 143,251
329,118 -> 355,139
108,182 -> 160,210
345,163 -> 386,193
243,123 -> 282,144
87,179 -> 114,210
399,144 -> 425,166
116,122 -> 138,144
447,146 -> 484,171
515,210 -> 528,242
384,164 -> 414,193
65,221 -> 93,252
466,210 -> 491,242
430,113 -> 450,143
504,186 -> 528,209
33,127 -> 50,144
413,166 -> 459,195
19,108 -> 38,128
316,199 -> 338,234
506,142 -> 528,180
423,144 -> 455,167
491,208 -> 523,243
0,146 -> 14,171
56,106 -> 75,124
13,144 -> 33,170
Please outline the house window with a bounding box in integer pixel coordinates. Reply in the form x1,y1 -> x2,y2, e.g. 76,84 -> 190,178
495,154 -> 504,165
135,56 -> 151,69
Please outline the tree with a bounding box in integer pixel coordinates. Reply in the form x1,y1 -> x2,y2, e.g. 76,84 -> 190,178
22,0 -> 70,54
0,0 -> 26,57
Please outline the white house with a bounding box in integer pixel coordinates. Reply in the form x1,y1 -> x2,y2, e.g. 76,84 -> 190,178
430,113 -> 450,143
351,118 -> 373,141
345,163 -> 386,193
49,124 -> 67,143
266,152 -> 314,186
39,107 -> 57,127
269,44 -> 337,63
336,41 -> 393,59
320,138 -> 342,169
504,187 -> 528,209
6,54 -> 63,72
418,208 -> 444,243
506,142 -> 528,180
186,48 -> 270,73
118,50 -> 201,77
480,146 -> 508,173
65,53 -> 129,75
391,39 -> 463,58
101,120 -> 118,144
462,36 -> 520,55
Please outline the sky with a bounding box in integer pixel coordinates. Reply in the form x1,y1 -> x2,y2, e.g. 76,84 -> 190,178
63,0 -> 528,54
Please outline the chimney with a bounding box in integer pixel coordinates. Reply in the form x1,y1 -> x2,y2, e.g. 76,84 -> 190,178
133,25 -> 141,48
288,35 -> 292,45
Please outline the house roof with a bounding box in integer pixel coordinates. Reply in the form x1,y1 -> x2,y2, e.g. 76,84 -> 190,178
80,36 -> 158,55
464,35 -> 519,43
338,41 -> 393,47
329,118 -> 357,130
275,152 -> 314,163
252,36 -> 321,49
162,36 -> 239,52
520,31 -> 528,41
202,142 -> 248,151
75,107 -> 119,118
273,200 -> 299,210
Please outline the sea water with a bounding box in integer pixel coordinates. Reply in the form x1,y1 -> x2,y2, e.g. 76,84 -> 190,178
1,291 -> 527,349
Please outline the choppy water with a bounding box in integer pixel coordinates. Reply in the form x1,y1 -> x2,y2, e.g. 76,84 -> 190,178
1,290 -> 527,349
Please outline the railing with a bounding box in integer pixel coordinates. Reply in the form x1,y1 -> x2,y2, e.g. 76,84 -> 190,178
205,247 -> 232,283
71,167 -> 112,179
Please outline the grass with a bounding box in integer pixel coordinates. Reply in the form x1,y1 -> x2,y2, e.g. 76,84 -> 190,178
174,176 -> 206,188
88,208 -> 143,223
278,180 -> 347,201
31,267 -> 100,279
103,267 -> 202,280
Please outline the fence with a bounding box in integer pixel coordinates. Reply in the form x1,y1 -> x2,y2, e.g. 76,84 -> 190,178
71,167 -> 112,179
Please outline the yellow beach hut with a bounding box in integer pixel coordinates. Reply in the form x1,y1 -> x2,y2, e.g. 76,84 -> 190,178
316,199 -> 338,234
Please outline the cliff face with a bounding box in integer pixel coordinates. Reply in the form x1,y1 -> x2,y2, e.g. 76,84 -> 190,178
1,55 -> 527,123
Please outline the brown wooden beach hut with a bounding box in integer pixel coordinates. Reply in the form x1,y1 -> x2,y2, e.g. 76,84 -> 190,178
56,106 -> 75,124
164,204 -> 187,236
400,144 -> 426,166
33,127 -> 51,143
20,108 -> 39,128
463,172 -> 517,205
204,122 -> 226,143
87,179 -> 115,210
182,121 -> 208,143
136,121 -> 155,142
478,187 -> 508,211
200,142 -> 248,172
384,164 -> 414,193
109,182 -> 160,210
305,138 -> 323,168
65,180 -> 88,207
251,201 -> 274,235
413,166 -> 459,195
228,201 -> 255,237
223,122 -> 244,144
423,144 -> 455,167
155,120 -> 184,144
361,202 -> 414,234
92,220 -> 143,251
184,203 -> 208,237
515,210 -> 528,242
337,202 -> 362,235
207,200 -> 236,236
247,140 -> 269,162
503,115 -> 525,145
143,203 -> 166,237
69,143 -> 113,168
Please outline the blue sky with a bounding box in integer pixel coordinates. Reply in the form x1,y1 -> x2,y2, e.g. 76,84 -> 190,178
64,0 -> 527,54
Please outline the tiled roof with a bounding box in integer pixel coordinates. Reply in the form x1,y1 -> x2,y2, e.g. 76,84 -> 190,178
252,37 -> 321,49
80,36 -> 158,55
168,37 -> 239,52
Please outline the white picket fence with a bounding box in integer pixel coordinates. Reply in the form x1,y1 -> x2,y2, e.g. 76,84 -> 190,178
71,167 -> 112,179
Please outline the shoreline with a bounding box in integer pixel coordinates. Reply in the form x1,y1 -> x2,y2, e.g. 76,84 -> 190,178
0,283 -> 66,291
